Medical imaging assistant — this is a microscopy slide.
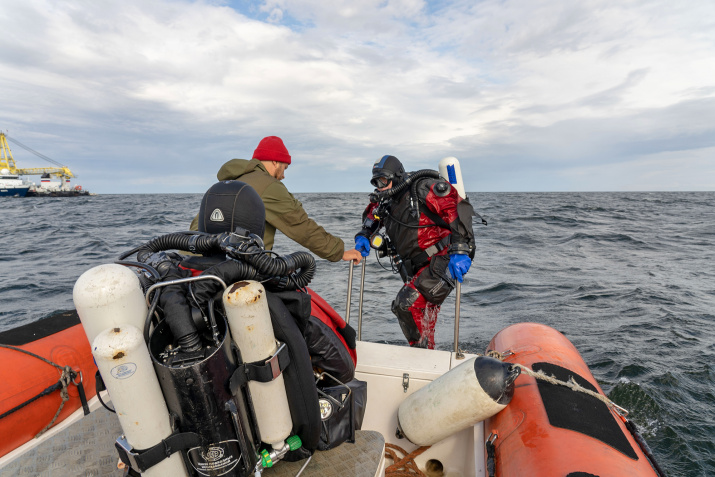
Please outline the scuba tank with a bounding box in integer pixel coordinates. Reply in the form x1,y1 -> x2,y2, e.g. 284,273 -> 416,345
223,281 -> 299,465
75,264 -> 188,475
438,156 -> 466,200
93,325 -> 188,476
73,263 -> 149,344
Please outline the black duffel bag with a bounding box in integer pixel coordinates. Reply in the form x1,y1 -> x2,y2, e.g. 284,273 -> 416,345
316,375 -> 367,451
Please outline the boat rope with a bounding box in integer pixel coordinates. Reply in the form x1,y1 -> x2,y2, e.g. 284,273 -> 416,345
482,350 -> 628,416
0,343 -> 83,437
384,443 -> 430,476
511,364 -> 629,416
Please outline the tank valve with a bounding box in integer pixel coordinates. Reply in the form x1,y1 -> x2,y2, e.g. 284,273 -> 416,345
259,435 -> 302,469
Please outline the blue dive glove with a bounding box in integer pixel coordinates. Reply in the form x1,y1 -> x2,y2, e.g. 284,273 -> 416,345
448,254 -> 471,283
355,236 -> 371,257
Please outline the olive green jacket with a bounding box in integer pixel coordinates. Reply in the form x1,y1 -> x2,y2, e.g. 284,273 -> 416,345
190,158 -> 345,262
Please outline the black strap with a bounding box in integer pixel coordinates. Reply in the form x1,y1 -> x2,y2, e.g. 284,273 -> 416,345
486,437 -> 496,477
116,432 -> 201,472
410,236 -> 450,272
229,343 -> 291,395
76,377 -> 90,416
418,202 -> 451,229
95,370 -> 115,413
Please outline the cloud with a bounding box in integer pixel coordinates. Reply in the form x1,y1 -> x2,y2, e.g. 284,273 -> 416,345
0,0 -> 713,192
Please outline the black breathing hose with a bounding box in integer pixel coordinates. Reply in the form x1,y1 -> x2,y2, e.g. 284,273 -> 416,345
371,170 -> 441,202
129,231 -> 316,291
122,230 -> 317,351
132,232 -> 224,262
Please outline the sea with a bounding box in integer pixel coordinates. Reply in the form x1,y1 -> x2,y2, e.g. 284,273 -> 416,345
1,191 -> 714,476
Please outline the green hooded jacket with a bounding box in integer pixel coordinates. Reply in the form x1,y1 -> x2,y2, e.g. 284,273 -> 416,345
190,158 -> 345,262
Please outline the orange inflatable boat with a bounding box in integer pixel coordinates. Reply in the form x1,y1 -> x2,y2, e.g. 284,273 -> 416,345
484,322 -> 660,477
0,310 -> 98,458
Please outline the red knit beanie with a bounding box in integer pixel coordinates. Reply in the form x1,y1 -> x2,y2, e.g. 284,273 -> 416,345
252,136 -> 291,164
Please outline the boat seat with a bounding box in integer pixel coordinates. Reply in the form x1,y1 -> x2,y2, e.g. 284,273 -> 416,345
263,430 -> 386,477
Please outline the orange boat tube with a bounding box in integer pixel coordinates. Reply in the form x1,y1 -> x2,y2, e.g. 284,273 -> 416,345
0,311 -> 97,458
484,322 -> 659,477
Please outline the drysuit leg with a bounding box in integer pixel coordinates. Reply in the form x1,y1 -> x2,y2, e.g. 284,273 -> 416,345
392,257 -> 453,349
391,284 -> 441,350
391,284 -> 423,346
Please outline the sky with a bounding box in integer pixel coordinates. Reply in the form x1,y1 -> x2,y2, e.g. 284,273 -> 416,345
1,0 -> 714,194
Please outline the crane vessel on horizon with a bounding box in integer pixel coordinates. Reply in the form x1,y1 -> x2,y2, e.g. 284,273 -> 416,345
0,132 -> 90,197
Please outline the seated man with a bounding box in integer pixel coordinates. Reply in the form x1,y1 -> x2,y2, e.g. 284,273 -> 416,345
191,136 -> 362,264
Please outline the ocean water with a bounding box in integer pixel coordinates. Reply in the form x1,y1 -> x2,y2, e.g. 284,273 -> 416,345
1,191 -> 714,476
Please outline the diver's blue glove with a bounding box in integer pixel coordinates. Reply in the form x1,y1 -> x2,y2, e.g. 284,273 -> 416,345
355,236 -> 370,257
448,254 -> 471,283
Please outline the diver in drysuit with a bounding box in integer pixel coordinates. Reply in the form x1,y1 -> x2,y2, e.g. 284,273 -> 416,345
354,155 -> 475,349
127,179 -> 359,472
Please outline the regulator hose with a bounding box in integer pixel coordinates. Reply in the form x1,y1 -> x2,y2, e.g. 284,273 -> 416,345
128,231 -> 316,293
128,231 -> 224,262
189,249 -> 316,308
371,170 -> 441,203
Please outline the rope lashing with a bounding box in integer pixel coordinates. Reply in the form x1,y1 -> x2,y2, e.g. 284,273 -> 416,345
384,443 -> 431,476
0,343 -> 78,437
511,363 -> 629,416
480,349 -> 629,416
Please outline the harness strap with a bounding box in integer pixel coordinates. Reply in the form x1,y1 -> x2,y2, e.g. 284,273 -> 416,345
417,202 -> 451,230
115,431 -> 201,472
410,236 -> 450,272
229,342 -> 291,394
95,370 -> 116,413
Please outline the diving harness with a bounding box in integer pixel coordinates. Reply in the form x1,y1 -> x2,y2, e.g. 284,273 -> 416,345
74,228 -> 318,477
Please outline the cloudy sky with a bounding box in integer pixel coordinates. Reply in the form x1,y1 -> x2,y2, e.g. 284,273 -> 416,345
1,0 -> 714,193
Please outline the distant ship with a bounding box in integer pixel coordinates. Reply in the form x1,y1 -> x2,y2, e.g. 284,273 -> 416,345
25,173 -> 91,197
0,132 -> 92,197
0,169 -> 33,197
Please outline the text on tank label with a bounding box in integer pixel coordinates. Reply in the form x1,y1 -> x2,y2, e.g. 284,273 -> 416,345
110,363 -> 137,380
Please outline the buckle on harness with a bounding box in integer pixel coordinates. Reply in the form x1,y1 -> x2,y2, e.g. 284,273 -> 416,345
267,342 -> 286,380
115,435 -> 142,472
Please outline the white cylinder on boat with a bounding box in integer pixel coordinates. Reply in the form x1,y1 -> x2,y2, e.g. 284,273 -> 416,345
438,156 -> 467,200
73,264 -> 148,345
397,356 -> 514,446
223,280 -> 293,449
93,325 -> 188,476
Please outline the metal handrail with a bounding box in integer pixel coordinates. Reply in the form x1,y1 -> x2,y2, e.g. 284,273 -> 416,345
357,260 -> 366,340
345,259 -> 464,356
345,261 -> 354,325
454,282 -> 464,359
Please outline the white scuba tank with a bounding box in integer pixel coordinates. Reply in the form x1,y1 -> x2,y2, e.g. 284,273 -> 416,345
93,325 -> 188,476
438,156 -> 466,200
397,356 -> 517,446
73,264 -> 148,344
223,280 -> 293,449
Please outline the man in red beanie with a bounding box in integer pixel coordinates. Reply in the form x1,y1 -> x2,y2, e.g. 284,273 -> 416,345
191,136 -> 362,263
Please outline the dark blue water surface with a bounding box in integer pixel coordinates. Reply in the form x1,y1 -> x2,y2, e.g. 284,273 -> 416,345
1,192 -> 713,476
